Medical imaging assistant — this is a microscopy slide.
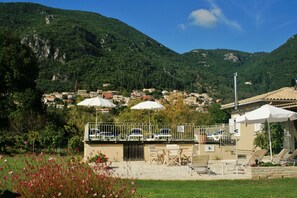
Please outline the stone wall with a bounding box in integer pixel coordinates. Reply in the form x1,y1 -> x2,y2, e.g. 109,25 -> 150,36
245,166 -> 297,179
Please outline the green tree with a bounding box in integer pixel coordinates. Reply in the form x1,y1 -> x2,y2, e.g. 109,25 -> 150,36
207,103 -> 230,124
0,30 -> 43,133
160,96 -> 195,124
254,122 -> 284,154
116,102 -> 148,124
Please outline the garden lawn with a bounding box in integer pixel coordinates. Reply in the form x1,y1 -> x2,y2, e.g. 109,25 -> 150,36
136,178 -> 297,198
0,154 -> 80,189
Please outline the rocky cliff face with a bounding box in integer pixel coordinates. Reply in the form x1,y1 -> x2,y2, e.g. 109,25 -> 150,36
224,53 -> 239,63
21,34 -> 66,63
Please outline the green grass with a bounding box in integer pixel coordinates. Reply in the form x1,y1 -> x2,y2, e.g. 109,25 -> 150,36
135,179 -> 297,198
0,154 -> 78,188
2,155 -> 297,197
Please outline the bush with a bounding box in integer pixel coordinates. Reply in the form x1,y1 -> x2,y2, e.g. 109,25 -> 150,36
254,123 -> 284,155
88,152 -> 109,164
68,135 -> 84,153
0,154 -> 137,197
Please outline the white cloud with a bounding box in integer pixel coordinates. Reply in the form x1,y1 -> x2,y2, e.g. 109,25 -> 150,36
189,9 -> 217,28
188,1 -> 242,31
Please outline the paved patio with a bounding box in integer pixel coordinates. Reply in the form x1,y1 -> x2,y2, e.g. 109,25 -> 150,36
109,160 -> 252,180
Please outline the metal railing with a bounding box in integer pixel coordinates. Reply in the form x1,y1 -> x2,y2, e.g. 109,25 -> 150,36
85,122 -> 235,145
194,124 -> 235,145
85,122 -> 195,141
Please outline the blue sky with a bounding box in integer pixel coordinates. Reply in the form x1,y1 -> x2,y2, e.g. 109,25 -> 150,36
2,0 -> 297,54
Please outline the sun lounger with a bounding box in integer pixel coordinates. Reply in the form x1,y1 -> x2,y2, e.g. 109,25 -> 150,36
280,149 -> 297,165
154,128 -> 172,140
246,149 -> 267,166
272,148 -> 289,163
97,131 -> 116,140
236,149 -> 267,170
89,128 -> 118,140
89,128 -> 100,140
127,128 -> 143,141
187,155 -> 210,175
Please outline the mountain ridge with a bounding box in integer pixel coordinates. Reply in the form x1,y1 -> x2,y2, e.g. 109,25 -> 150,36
1,2 -> 297,103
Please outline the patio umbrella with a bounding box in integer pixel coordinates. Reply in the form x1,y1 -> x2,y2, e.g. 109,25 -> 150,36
77,96 -> 116,126
131,101 -> 165,133
236,104 -> 297,161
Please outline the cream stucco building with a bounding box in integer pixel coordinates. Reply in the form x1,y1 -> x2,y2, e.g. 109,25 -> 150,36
221,87 -> 297,154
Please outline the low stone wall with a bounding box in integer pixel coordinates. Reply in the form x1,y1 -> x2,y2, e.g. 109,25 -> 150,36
246,166 -> 297,179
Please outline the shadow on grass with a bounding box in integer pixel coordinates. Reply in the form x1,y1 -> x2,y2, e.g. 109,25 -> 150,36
0,190 -> 21,198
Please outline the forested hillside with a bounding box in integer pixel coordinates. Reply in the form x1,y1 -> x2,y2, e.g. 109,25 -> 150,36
1,2 -> 297,103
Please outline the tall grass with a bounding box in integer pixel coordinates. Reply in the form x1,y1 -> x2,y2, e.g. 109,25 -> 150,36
0,154 -> 137,197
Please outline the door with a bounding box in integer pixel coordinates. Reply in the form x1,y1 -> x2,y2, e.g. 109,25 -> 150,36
123,143 -> 144,161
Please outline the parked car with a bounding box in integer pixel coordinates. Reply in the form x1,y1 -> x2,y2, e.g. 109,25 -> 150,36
207,129 -> 228,141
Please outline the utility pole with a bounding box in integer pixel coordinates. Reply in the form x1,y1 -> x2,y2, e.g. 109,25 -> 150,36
234,72 -> 238,111
233,72 -> 240,173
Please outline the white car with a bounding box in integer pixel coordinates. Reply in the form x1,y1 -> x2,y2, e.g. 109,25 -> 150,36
207,130 -> 227,141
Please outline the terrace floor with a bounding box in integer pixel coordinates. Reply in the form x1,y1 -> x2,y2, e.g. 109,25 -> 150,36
109,160 -> 252,180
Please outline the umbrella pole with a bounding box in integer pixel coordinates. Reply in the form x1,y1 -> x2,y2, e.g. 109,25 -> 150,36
288,118 -> 291,150
95,110 -> 98,129
267,121 -> 273,161
148,110 -> 151,136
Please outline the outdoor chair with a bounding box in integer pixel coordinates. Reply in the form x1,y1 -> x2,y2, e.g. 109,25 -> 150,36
154,128 -> 172,141
272,148 -> 289,163
89,128 -> 100,140
280,149 -> 297,165
98,131 -> 116,140
126,128 -> 143,141
181,147 -> 193,165
192,144 -> 199,156
148,145 -> 163,164
238,149 -> 267,169
182,144 -> 198,165
187,155 -> 210,175
165,144 -> 181,166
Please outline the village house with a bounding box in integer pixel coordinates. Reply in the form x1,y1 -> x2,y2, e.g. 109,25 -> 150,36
130,90 -> 146,99
143,88 -> 156,93
102,91 -> 113,99
77,90 -> 89,98
89,91 -> 99,97
183,96 -> 197,106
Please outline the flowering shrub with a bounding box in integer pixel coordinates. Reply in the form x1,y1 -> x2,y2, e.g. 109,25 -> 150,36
88,152 -> 109,164
0,154 -> 137,197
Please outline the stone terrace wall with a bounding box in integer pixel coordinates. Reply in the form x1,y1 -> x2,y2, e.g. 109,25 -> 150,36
245,166 -> 297,179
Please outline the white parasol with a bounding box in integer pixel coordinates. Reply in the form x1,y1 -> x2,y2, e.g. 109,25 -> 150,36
77,96 -> 116,126
131,101 -> 165,133
236,104 -> 297,161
